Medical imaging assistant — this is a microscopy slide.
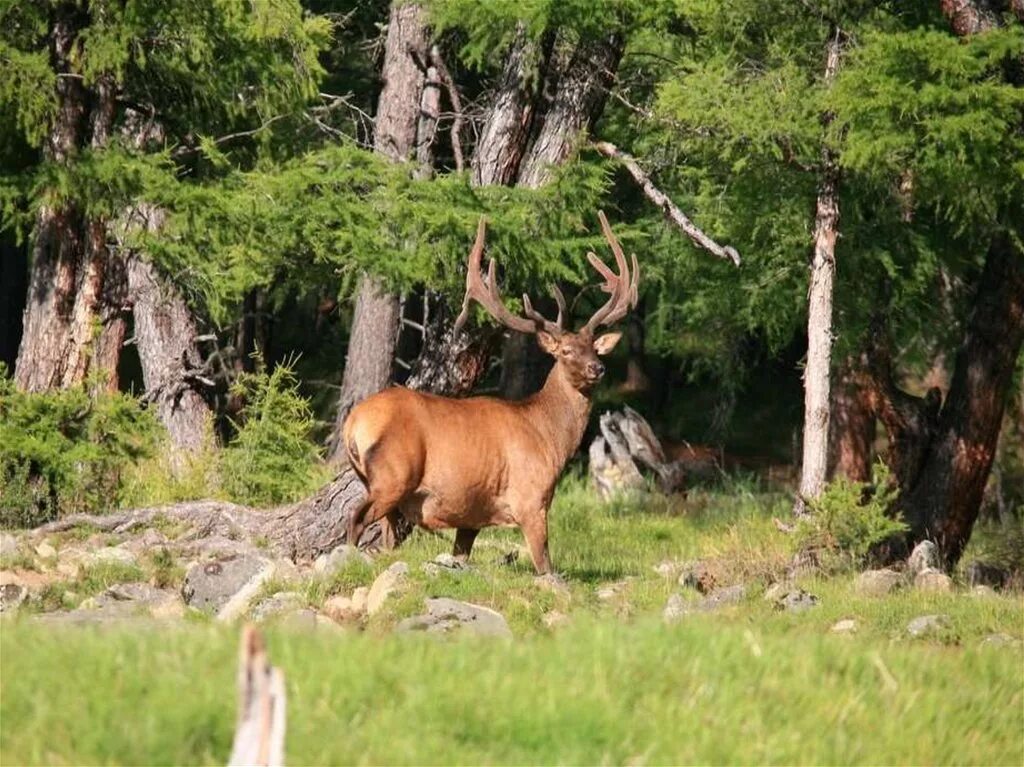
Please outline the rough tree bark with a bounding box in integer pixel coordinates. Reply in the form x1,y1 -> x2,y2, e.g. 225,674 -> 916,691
883,234 -> 1024,568
16,10 -> 122,392
333,2 -> 427,445
827,356 -> 875,482
854,0 -> 1024,567
407,27 -> 553,396
795,29 -> 843,515
499,33 -> 625,400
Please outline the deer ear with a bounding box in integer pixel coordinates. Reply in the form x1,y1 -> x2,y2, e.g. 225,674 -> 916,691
537,331 -> 560,354
593,332 -> 622,356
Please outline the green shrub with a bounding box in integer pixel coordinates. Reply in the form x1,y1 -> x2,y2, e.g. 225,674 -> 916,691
0,367 -> 160,526
220,362 -> 328,507
796,462 -> 907,569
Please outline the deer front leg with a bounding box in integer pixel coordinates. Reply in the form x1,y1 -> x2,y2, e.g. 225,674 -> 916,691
452,528 -> 480,563
519,510 -> 552,575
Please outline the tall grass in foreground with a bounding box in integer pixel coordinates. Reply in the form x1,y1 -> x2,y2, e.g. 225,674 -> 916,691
1,618 -> 1021,766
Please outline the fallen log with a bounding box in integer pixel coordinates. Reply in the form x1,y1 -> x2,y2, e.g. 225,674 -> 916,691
588,407 -> 687,499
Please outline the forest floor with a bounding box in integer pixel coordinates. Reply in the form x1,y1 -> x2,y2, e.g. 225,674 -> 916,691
1,475 -> 1022,765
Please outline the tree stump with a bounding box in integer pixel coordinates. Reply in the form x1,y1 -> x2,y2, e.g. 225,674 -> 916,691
588,407 -> 686,499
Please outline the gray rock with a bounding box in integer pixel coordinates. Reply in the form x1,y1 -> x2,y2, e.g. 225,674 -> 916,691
763,582 -> 793,602
906,613 -> 951,638
965,560 -> 1008,590
86,546 -> 138,567
831,618 -> 858,634
251,591 -> 304,622
653,559 -> 685,580
313,545 -> 370,577
854,569 -> 904,597
774,588 -> 819,613
0,582 -> 27,613
396,598 -> 512,638
38,583 -> 181,623
914,568 -> 953,593
181,554 -> 276,621
907,540 -> 939,576
0,533 -> 18,559
422,553 -> 469,576
971,584 -> 997,598
663,594 -> 690,623
698,584 -> 746,610
366,561 -> 408,616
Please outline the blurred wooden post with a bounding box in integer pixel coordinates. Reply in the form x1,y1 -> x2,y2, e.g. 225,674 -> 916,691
228,625 -> 286,767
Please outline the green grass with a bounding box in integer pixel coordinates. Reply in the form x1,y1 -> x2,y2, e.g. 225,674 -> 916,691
2,475 -> 1023,765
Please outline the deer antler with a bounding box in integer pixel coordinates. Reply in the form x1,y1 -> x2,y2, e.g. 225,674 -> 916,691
582,211 -> 640,334
454,217 -> 564,337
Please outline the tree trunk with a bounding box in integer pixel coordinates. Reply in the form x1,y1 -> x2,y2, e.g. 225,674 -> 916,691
620,298 -> 650,393
795,30 -> 842,515
470,24 -> 551,187
332,3 -> 428,447
828,356 -> 874,482
126,235 -> 212,453
895,233 -> 1024,567
411,26 -> 554,396
498,33 -> 624,399
516,34 -> 624,188
15,16 -> 124,393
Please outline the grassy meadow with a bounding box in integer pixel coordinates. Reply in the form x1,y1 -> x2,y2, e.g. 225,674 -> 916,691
2,475 -> 1023,766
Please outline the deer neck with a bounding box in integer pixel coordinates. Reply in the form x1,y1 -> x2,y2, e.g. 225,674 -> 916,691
523,363 -> 593,469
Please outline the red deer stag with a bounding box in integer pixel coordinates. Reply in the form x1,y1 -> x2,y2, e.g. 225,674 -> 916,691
342,212 -> 639,573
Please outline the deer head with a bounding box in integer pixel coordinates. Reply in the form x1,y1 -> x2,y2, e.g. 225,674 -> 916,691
454,211 -> 640,392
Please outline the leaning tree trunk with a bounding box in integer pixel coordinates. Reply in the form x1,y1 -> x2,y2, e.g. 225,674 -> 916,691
795,29 -> 842,515
15,18 -> 123,392
332,2 -> 428,448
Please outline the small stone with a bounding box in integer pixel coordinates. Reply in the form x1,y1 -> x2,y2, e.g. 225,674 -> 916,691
351,586 -> 369,614
775,589 -> 819,613
678,562 -> 716,594
0,533 -> 18,559
914,568 -> 953,593
0,582 -> 27,612
854,569 -> 904,597
663,594 -> 690,623
831,618 -> 858,634
596,580 -> 630,601
653,559 -> 685,580
250,592 -> 304,622
88,547 -> 137,567
906,613 -> 951,638
323,594 -> 363,623
534,573 -> 570,597
366,562 -> 408,616
980,632 -> 1018,647
34,542 -> 57,560
906,540 -> 939,576
313,545 -> 370,576
395,597 -> 511,638
542,610 -> 570,630
698,584 -> 746,611
971,584 -> 997,598
763,582 -> 792,602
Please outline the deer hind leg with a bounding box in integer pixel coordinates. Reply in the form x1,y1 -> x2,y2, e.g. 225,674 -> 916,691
452,528 -> 480,562
519,509 -> 552,575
